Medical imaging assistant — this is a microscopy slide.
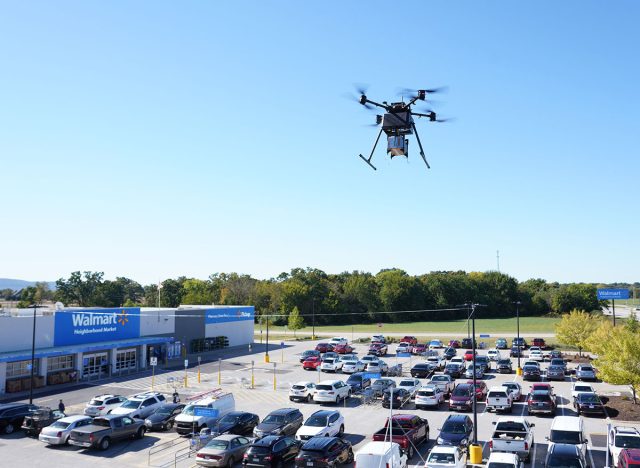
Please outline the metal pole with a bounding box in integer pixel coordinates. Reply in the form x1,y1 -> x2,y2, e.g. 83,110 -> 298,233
198,356 -> 201,384
29,304 -> 37,404
312,299 -> 316,340
251,361 -> 255,389
273,363 -> 276,391
467,305 -> 471,339
471,304 -> 478,445
516,302 -> 521,370
612,299 -> 616,327
605,420 -> 611,467
265,316 -> 270,363
218,358 -> 222,385
151,365 -> 155,391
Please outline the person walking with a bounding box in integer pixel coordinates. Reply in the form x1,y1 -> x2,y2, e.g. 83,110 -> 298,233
172,390 -> 180,404
58,399 -> 65,414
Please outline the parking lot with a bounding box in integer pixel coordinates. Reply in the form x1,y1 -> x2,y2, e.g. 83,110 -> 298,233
1,337 -> 637,467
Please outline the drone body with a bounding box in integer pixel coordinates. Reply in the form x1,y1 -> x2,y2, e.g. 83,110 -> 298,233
355,88 -> 447,171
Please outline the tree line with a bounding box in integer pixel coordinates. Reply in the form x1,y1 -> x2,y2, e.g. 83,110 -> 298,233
0,268 -> 624,324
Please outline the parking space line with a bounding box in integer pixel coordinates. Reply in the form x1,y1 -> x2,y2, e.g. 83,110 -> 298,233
587,447 -> 596,468
532,442 -> 538,468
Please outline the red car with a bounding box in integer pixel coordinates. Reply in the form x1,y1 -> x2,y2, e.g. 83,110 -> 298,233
464,350 -> 476,361
448,340 -> 461,349
413,343 -> 427,355
532,338 -> 547,349
530,383 -> 554,394
617,448 -> 640,467
466,380 -> 488,401
302,356 -> 322,370
402,336 -> 418,346
333,343 -> 354,354
315,342 -> 334,353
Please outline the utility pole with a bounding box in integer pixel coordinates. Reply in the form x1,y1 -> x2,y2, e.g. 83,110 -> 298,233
29,303 -> 38,405
264,314 -> 270,363
496,250 -> 500,272
513,301 -> 522,373
312,298 -> 316,340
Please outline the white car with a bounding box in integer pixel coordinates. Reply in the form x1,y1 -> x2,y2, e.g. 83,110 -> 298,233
110,392 -> 167,419
450,356 -> 464,366
501,381 -> 523,402
289,381 -> 316,403
396,342 -> 413,354
397,378 -> 422,398
571,382 -> 596,400
83,394 -> 127,417
486,452 -> 522,468
366,360 -> 388,374
428,340 -> 443,350
522,360 -> 540,369
295,410 -> 345,440
487,349 -> 501,361
426,355 -> 446,370
608,426 -> 640,462
39,415 -> 93,445
415,386 -> 445,409
314,380 -> 351,404
424,445 -> 467,468
329,337 -> 349,347
341,359 -> 365,374
529,349 -> 544,362
320,357 -> 343,373
361,355 -> 380,365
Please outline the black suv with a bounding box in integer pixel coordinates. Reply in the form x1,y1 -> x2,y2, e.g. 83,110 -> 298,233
253,408 -> 303,438
243,435 -> 301,467
461,338 -> 475,349
0,403 -> 38,434
295,437 -> 353,468
410,363 -> 436,379
215,411 -> 260,435
496,359 -> 513,374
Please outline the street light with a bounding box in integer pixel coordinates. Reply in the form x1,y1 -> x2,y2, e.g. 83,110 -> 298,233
264,313 -> 270,363
513,301 -> 522,372
311,298 -> 316,340
28,303 -> 46,405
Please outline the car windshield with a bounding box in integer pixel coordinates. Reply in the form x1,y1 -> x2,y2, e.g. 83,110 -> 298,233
220,414 -> 241,424
546,454 -> 583,468
574,385 -> 592,393
549,366 -> 563,372
262,414 -> 285,424
89,399 -> 104,406
50,421 -> 71,429
420,390 -> 435,396
93,419 -> 111,427
323,359 -> 334,364
205,439 -> 230,450
432,376 -> 447,382
502,383 -> 517,391
578,394 -> 600,403
615,435 -> 640,448
531,393 -> 551,402
428,452 -> 455,463
292,385 -> 306,390
523,366 -> 537,371
550,430 -> 582,444
344,360 -> 357,365
305,416 -> 329,427
154,407 -> 174,416
452,387 -> 470,397
442,421 -> 466,434
372,380 -> 390,387
121,400 -> 141,409
316,385 -> 333,391
487,463 -> 520,468
348,376 -> 362,383
399,381 -> 414,387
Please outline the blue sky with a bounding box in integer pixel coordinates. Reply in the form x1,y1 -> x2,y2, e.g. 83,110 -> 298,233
2,1 -> 638,285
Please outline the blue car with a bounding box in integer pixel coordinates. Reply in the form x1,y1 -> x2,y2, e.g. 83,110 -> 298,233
436,414 -> 473,448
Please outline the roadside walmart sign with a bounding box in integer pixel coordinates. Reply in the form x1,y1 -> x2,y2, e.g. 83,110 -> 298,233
205,306 -> 254,324
54,308 -> 141,346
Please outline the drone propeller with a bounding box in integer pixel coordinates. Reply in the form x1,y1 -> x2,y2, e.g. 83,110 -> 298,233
397,86 -> 449,101
343,91 -> 376,111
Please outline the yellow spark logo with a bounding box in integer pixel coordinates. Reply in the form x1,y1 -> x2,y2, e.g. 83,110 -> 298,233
118,310 -> 129,326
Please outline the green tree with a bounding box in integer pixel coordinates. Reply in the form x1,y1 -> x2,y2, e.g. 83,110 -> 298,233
55,271 -> 104,306
287,306 -> 305,337
588,322 -> 640,403
550,284 -> 600,314
554,309 -> 601,356
625,312 -> 640,334
182,279 -> 215,305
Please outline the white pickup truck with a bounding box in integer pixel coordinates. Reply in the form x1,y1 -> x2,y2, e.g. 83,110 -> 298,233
489,417 -> 535,462
486,452 -> 524,468
486,386 -> 513,413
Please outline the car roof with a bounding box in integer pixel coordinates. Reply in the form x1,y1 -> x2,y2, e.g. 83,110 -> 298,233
252,435 -> 286,446
310,410 -> 337,418
488,386 -> 508,392
614,426 -> 640,435
214,433 -> 244,441
268,408 -> 299,416
430,445 -> 458,454
301,436 -> 339,450
293,381 -> 314,386
58,415 -> 92,423
0,402 -> 31,410
551,416 -> 582,430
318,380 -> 341,385
621,449 -> 640,461
445,414 -> 470,423
550,443 -> 580,456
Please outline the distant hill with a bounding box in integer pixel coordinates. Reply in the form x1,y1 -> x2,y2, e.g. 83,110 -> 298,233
0,278 -> 57,291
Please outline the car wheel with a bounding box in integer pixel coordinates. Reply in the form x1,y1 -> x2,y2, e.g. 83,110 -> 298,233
307,394 -> 312,403
136,427 -> 146,439
275,460 -> 283,468
4,423 -> 15,434
347,449 -> 354,464
227,456 -> 235,468
338,424 -> 344,436
407,445 -> 414,459
100,437 -> 111,450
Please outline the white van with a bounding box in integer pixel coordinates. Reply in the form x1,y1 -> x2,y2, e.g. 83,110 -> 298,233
354,441 -> 407,468
547,416 -> 587,458
174,393 -> 235,435
486,386 -> 513,413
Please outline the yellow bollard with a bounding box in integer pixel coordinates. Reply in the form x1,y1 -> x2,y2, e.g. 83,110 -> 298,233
516,367 -> 523,376
265,354 -> 270,363
198,368 -> 201,383
469,444 -> 482,464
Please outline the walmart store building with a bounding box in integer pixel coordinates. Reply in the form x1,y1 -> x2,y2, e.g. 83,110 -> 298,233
0,305 -> 254,396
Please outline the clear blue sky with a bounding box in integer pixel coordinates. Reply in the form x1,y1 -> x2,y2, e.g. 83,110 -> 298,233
2,1 -> 638,285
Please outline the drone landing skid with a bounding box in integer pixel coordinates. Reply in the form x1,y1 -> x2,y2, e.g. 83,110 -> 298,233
359,154 -> 377,170
358,126 -> 383,171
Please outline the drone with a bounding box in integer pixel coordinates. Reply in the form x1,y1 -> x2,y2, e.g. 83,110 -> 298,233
354,87 -> 450,170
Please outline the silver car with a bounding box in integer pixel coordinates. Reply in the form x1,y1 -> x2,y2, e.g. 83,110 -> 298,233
195,434 -> 252,467
39,415 -> 93,445
575,364 -> 597,381
464,364 -> 484,379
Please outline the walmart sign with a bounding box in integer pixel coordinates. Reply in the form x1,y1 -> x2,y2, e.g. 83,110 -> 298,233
54,308 -> 141,346
205,306 -> 255,324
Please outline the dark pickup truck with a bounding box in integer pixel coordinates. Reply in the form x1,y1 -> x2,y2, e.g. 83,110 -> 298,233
21,407 -> 65,436
69,414 -> 146,450
372,414 -> 429,459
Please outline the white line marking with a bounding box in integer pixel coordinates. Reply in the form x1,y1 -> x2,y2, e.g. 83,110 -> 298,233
588,447 -> 596,468
532,442 -> 538,468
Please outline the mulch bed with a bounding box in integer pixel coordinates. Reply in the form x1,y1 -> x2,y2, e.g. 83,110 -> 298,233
605,395 -> 640,421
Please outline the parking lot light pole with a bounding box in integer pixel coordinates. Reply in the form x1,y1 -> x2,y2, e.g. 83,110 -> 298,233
312,298 -> 316,340
265,314 -> 270,363
513,301 -> 522,373
29,303 -> 37,405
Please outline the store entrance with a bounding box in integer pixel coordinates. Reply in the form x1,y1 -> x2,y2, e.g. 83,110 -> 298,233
83,352 -> 109,378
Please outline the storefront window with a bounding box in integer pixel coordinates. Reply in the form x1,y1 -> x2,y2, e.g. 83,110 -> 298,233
49,355 -> 74,372
7,360 -> 38,378
190,336 -> 229,353
116,349 -> 137,371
